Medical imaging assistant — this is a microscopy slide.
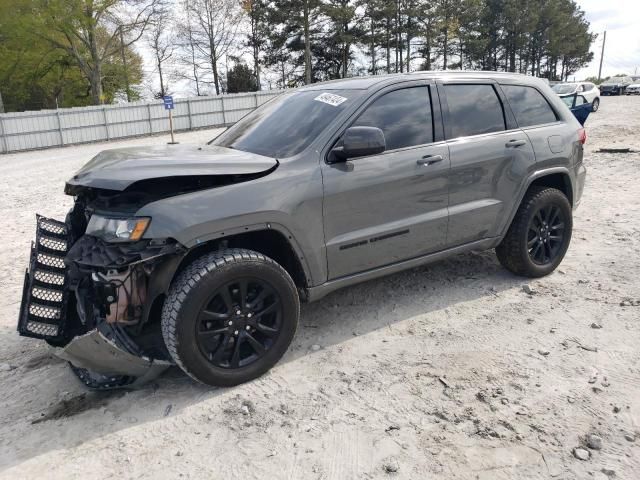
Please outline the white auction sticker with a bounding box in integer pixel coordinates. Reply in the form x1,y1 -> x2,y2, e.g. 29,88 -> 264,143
314,92 -> 348,107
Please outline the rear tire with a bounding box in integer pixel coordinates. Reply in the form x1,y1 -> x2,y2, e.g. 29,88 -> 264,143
591,98 -> 600,112
161,249 -> 299,387
496,187 -> 572,278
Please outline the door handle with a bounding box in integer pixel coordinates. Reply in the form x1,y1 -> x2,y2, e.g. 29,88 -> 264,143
505,139 -> 527,148
417,154 -> 443,166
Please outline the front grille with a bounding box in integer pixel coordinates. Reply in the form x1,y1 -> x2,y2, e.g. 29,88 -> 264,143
18,215 -> 71,341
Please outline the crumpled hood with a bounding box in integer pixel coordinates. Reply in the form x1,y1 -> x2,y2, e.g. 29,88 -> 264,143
66,144 -> 278,191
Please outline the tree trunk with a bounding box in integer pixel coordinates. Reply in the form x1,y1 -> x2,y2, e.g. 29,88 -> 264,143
210,48 -> 220,95
158,59 -> 165,96
303,0 -> 311,84
252,14 -> 261,90
386,17 -> 391,73
89,67 -> 103,105
443,28 -> 448,70
88,28 -> 103,104
370,18 -> 376,74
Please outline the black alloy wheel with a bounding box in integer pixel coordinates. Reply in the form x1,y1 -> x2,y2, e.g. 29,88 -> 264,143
196,277 -> 282,369
527,205 -> 566,266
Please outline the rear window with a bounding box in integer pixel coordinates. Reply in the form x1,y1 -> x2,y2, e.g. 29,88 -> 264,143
502,85 -> 558,128
352,86 -> 433,150
444,84 -> 505,139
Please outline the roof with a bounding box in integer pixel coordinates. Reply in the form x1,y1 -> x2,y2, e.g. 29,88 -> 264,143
299,70 -> 533,91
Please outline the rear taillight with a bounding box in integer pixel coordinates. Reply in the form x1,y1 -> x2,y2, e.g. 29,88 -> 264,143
578,128 -> 587,145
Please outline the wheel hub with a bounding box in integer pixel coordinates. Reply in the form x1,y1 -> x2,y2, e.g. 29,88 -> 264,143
226,308 -> 255,335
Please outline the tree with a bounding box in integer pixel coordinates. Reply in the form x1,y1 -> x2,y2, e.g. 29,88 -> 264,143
184,0 -> 243,95
226,62 -> 259,92
34,0 -> 163,105
241,0 -> 268,90
321,0 -> 359,79
176,2 -> 204,96
0,0 -> 144,110
263,0 -> 321,85
147,6 -> 175,98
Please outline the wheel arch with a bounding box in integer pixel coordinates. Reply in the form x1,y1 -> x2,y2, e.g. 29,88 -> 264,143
173,228 -> 311,293
499,168 -> 574,239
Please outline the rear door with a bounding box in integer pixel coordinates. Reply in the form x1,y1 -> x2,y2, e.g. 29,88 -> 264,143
500,83 -> 576,178
439,81 -> 536,246
321,81 -> 450,279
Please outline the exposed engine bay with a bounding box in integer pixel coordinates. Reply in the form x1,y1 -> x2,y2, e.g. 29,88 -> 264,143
18,197 -> 185,388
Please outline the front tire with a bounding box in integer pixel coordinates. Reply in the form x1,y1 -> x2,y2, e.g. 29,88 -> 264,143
496,187 -> 573,278
161,249 -> 300,387
591,98 -> 600,112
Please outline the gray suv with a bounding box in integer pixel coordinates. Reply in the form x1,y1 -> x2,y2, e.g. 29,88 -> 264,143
18,72 -> 587,388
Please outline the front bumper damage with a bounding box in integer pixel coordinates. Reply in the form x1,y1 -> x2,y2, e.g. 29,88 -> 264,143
18,215 -> 182,388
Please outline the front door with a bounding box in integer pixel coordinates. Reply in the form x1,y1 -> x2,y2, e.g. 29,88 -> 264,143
322,83 -> 450,279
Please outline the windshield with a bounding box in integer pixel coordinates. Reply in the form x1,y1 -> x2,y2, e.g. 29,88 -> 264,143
212,89 -> 362,158
552,84 -> 577,94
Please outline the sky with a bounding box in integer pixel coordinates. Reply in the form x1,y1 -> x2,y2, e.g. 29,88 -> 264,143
574,0 -> 640,80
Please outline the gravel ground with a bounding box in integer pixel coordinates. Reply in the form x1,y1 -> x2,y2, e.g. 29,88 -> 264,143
0,97 -> 639,479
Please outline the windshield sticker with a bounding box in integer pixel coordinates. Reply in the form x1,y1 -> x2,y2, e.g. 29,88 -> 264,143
314,92 -> 348,107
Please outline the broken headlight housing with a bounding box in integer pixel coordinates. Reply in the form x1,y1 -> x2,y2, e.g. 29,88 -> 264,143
86,215 -> 150,243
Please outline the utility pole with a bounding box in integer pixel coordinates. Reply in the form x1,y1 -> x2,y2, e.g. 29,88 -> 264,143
597,30 -> 606,82
119,26 -> 131,102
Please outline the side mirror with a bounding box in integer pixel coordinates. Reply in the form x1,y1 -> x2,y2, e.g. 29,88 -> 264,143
330,126 -> 386,162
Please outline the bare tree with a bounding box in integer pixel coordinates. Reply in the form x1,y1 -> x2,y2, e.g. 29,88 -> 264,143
176,2 -> 203,96
39,0 -> 164,104
147,6 -> 175,98
183,0 -> 243,95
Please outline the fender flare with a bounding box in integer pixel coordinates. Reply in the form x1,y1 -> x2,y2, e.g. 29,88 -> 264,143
498,167 -> 574,238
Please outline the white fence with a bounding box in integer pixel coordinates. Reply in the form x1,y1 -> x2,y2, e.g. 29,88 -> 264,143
0,90 -> 283,154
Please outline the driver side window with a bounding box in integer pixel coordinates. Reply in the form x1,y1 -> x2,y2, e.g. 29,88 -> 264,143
352,86 -> 433,151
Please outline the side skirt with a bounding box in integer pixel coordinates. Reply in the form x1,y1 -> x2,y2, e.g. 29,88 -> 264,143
306,237 -> 501,302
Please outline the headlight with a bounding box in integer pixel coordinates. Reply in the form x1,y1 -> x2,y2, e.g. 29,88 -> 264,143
86,215 -> 151,242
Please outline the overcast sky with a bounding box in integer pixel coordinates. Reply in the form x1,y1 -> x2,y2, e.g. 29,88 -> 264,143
574,0 -> 640,80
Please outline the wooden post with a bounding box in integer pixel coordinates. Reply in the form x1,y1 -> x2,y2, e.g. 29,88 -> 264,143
168,109 -> 176,144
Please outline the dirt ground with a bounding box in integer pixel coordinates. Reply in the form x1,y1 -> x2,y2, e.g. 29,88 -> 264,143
1,97 -> 639,480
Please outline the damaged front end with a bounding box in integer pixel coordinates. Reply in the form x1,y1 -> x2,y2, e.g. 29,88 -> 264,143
18,210 -> 184,389
17,144 -> 280,388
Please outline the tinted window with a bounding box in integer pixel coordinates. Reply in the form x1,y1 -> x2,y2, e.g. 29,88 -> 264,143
502,85 -> 558,127
444,84 -> 505,138
353,87 -> 433,150
213,89 -> 362,158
